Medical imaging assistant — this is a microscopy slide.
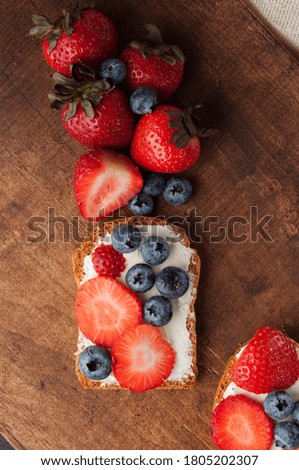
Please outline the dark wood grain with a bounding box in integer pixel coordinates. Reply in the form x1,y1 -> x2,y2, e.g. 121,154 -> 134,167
0,0 -> 298,450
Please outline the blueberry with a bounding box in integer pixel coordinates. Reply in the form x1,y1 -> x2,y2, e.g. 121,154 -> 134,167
128,192 -> 154,216
78,345 -> 112,381
130,87 -> 158,115
263,390 -> 294,420
163,177 -> 193,206
293,401 -> 299,425
143,173 -> 166,196
143,296 -> 173,327
100,58 -> 127,84
140,236 -> 170,266
125,264 -> 155,293
111,224 -> 141,253
156,266 -> 189,299
274,422 -> 299,449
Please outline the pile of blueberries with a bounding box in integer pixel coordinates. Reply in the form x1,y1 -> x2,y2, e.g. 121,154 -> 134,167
111,224 -> 189,327
263,390 -> 299,448
129,173 -> 193,216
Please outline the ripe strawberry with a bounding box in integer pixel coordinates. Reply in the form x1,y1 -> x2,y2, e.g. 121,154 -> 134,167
75,276 -> 142,348
231,326 -> 299,394
74,149 -> 143,220
49,65 -> 135,149
121,24 -> 185,102
211,395 -> 274,450
92,244 -> 126,278
131,105 -> 201,173
29,6 -> 118,77
112,324 -> 175,392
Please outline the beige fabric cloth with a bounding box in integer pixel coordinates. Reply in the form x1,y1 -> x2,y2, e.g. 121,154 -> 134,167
248,0 -> 299,56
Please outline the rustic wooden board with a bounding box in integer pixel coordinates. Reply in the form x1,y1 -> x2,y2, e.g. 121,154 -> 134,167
0,0 -> 298,450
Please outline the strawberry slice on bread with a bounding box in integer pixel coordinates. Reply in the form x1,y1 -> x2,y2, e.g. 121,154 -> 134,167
211,395 -> 274,450
231,326 -> 299,393
75,276 -> 143,348
74,150 -> 143,220
112,324 -> 175,392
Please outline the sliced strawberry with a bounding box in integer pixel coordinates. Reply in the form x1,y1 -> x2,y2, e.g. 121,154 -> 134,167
231,326 -> 299,393
112,324 -> 175,392
75,276 -> 142,348
92,244 -> 126,278
74,150 -> 143,220
211,395 -> 274,450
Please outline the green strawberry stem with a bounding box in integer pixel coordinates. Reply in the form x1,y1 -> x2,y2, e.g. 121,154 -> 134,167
48,64 -> 113,121
129,24 -> 185,65
28,1 -> 93,52
166,106 -> 216,149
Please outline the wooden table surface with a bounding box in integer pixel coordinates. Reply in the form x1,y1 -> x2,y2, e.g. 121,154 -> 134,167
0,0 -> 298,450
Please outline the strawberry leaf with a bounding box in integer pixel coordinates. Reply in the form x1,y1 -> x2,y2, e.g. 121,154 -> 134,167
174,134 -> 190,149
169,119 -> 184,129
64,101 -> 78,121
169,45 -> 185,63
182,112 -> 198,137
161,53 -> 176,65
197,128 -> 217,138
145,24 -> 163,46
71,63 -> 96,82
52,73 -> 77,87
31,14 -> 52,28
165,109 -> 182,118
50,100 -> 66,110
47,26 -> 62,52
81,99 -> 95,119
171,128 -> 187,143
54,84 -> 74,97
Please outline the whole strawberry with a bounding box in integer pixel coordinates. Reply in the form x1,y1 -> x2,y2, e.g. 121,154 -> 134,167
121,24 -> 185,102
49,64 -> 135,149
131,105 -> 202,173
231,326 -> 299,394
29,3 -> 118,77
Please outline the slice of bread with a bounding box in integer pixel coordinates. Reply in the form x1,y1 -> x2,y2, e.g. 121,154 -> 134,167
213,336 -> 299,410
72,216 -> 201,390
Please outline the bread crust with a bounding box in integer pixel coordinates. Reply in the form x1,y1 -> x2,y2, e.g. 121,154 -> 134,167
213,338 -> 299,410
72,216 -> 201,391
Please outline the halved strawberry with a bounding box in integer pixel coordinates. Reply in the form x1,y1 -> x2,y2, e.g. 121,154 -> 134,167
231,326 -> 299,393
74,150 -> 143,220
112,324 -> 175,392
75,276 -> 143,348
211,395 -> 274,450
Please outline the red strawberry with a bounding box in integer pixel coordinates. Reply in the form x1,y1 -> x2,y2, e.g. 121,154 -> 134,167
131,105 -> 201,173
121,24 -> 185,102
211,395 -> 274,450
112,324 -> 175,392
74,150 -> 143,220
49,65 -> 135,149
75,276 -> 142,348
231,326 -> 299,394
64,88 -> 134,149
92,244 -> 126,278
29,7 -> 117,77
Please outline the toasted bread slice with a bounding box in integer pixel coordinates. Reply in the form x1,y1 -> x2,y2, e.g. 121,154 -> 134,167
213,337 -> 299,410
72,216 -> 201,390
